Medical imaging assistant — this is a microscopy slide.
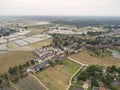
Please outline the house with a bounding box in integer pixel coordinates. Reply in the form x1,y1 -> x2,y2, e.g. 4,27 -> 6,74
83,82 -> 89,90
35,66 -> 43,71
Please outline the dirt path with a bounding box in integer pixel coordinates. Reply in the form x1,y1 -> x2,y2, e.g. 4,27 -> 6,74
28,73 -> 49,90
10,82 -> 19,90
66,57 -> 89,90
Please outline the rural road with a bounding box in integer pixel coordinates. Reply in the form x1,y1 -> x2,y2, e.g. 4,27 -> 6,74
28,73 -> 49,90
66,57 -> 89,90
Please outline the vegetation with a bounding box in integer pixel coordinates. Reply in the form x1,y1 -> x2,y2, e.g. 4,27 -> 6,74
36,58 -> 81,90
73,65 -> 120,89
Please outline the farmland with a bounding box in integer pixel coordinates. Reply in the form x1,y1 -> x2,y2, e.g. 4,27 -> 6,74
0,51 -> 35,73
8,38 -> 52,51
35,58 -> 81,90
15,75 -> 45,90
69,51 -> 120,67
0,84 -> 16,90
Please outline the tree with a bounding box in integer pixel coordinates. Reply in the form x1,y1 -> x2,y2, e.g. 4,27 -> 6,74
91,78 -> 98,87
3,73 -> 8,81
26,61 -> 30,66
8,66 -> 18,75
18,65 -> 23,72
30,60 -> 35,65
77,71 -> 89,81
0,79 -> 2,84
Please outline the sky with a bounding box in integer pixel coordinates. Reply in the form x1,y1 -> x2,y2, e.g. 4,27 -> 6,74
0,0 -> 120,16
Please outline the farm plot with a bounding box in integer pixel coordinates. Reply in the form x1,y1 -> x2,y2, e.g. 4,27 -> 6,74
0,51 -> 35,73
15,75 -> 45,90
14,40 -> 29,47
36,58 -> 81,90
15,30 -> 31,36
23,37 -> 41,44
69,51 -> 120,67
0,85 -> 16,90
9,37 -> 18,41
0,39 -> 7,44
23,34 -> 52,44
0,44 -> 7,50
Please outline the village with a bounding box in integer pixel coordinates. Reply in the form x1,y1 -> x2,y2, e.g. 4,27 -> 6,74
27,46 -> 66,72
0,18 -> 120,90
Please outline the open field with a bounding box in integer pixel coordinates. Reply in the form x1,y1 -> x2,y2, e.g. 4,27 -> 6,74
15,75 -> 45,90
69,51 -> 120,67
25,29 -> 45,37
8,38 -> 52,51
35,58 -> 81,90
0,51 -> 35,73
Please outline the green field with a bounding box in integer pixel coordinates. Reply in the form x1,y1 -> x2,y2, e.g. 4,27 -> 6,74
35,58 -> 81,90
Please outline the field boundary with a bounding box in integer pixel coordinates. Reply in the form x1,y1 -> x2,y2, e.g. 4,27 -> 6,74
10,82 -> 19,90
28,73 -> 49,90
66,57 -> 89,90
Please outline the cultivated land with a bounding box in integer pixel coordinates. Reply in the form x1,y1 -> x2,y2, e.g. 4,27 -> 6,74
0,51 -> 35,73
25,29 -> 45,37
35,58 -> 81,90
69,51 -> 120,67
14,75 -> 45,90
7,38 -> 52,51
0,84 -> 16,90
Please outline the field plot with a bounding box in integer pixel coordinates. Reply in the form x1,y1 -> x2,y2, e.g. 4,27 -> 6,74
14,40 -> 29,46
23,37 -> 41,44
69,51 -> 120,67
0,44 -> 7,50
0,51 -> 35,73
48,29 -> 86,35
8,38 -> 52,51
25,29 -> 45,37
36,58 -> 80,90
0,39 -> 7,44
23,34 -> 52,44
0,85 -> 16,90
15,75 -> 45,90
9,37 -> 18,41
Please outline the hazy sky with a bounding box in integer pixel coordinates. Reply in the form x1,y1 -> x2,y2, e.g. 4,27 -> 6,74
0,0 -> 120,16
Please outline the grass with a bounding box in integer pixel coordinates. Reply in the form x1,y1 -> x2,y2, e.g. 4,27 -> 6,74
25,29 -> 45,37
58,58 -> 81,76
0,51 -> 36,73
69,51 -> 120,67
35,58 -> 81,90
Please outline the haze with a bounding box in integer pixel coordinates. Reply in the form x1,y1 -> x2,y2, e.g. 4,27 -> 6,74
0,0 -> 120,16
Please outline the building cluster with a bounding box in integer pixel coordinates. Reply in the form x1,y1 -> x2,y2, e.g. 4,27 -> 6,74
0,27 -> 15,37
27,46 -> 66,73
82,66 -> 120,90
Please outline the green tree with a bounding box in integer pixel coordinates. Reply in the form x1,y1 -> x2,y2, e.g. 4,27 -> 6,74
30,60 -> 35,65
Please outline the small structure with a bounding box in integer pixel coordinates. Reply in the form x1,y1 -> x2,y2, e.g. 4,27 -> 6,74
83,82 -> 89,90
